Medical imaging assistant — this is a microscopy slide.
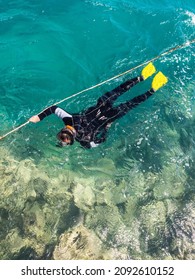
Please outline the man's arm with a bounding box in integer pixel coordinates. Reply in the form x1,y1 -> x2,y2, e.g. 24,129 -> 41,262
90,123 -> 111,147
29,105 -> 73,125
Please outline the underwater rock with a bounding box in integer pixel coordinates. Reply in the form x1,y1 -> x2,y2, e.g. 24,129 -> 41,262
121,196 -> 139,226
53,225 -> 105,260
164,199 -> 179,217
73,179 -> 96,212
83,158 -> 116,177
96,158 -> 116,173
84,204 -> 140,259
0,147 -> 78,259
94,178 -> 129,206
139,201 -> 167,256
13,246 -> 39,260
0,159 -> 37,212
73,175 -> 129,211
23,201 -> 46,238
122,169 -> 157,202
153,164 -> 186,200
15,159 -> 36,184
0,228 -> 28,259
139,201 -> 167,236
85,205 -> 123,241
168,201 -> 195,259
53,224 -> 132,260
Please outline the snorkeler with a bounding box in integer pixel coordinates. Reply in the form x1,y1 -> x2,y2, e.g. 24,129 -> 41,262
29,63 -> 168,149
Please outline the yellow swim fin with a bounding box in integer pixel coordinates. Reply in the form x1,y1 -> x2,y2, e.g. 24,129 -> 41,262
152,71 -> 168,92
141,62 -> 156,80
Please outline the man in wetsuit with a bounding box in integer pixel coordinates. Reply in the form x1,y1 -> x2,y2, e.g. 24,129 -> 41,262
29,63 -> 168,149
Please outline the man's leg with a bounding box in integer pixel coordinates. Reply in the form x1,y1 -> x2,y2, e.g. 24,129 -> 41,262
106,89 -> 154,123
85,76 -> 143,116
82,78 -> 141,124
97,62 -> 156,106
97,76 -> 142,106
106,71 -> 168,122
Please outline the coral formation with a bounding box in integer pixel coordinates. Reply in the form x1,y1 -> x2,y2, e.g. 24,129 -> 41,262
0,108 -> 195,260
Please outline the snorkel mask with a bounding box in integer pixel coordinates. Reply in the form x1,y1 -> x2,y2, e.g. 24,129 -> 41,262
56,125 -> 76,147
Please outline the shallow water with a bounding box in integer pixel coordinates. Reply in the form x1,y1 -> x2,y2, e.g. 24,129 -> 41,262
0,0 -> 195,259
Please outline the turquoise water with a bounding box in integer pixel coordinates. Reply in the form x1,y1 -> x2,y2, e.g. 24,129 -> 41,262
0,0 -> 195,259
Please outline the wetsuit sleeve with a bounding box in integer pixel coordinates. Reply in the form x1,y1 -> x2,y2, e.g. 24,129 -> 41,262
38,105 -> 57,120
38,106 -> 73,125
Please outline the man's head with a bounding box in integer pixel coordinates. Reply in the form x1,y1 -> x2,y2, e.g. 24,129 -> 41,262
57,125 -> 76,147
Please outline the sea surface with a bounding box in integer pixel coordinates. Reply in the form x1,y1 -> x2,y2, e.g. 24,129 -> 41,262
0,0 -> 195,260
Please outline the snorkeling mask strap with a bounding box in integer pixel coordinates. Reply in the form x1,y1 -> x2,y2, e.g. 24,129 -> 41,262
65,125 -> 76,138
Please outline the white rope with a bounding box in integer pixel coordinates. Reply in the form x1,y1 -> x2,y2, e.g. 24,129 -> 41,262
0,39 -> 195,140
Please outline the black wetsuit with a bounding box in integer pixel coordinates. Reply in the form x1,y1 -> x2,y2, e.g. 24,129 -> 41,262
38,76 -> 154,148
